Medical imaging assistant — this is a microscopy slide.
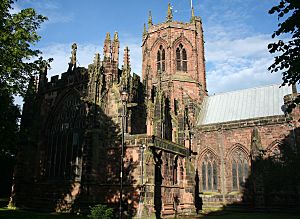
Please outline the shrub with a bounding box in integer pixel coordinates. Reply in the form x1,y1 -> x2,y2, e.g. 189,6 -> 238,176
88,204 -> 113,219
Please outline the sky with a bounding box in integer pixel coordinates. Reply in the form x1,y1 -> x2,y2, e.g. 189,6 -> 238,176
13,0 -> 287,96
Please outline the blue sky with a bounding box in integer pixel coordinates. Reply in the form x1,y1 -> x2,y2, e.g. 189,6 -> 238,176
13,0 -> 285,95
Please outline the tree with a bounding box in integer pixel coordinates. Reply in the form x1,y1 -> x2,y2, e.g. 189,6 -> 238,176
0,0 -> 49,97
0,0 -> 50,197
268,0 -> 300,111
0,90 -> 20,197
0,91 -> 20,156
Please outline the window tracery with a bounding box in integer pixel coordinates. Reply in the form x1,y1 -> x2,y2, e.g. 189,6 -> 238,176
157,45 -> 165,72
44,93 -> 85,180
231,150 -> 249,191
201,151 -> 218,192
266,143 -> 282,160
176,43 -> 187,71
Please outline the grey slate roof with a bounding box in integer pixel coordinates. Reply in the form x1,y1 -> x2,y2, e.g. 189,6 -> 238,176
197,84 -> 292,125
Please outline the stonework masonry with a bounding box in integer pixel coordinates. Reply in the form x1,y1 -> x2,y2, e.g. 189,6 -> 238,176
11,5 -> 300,218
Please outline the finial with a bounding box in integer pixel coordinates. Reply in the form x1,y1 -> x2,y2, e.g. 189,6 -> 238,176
148,10 -> 153,27
143,23 -> 147,37
71,43 -> 77,66
166,3 -> 173,22
113,32 -> 119,42
190,6 -> 195,23
105,32 -> 111,41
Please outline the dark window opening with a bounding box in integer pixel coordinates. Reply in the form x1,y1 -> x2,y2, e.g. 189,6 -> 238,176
201,153 -> 218,192
176,44 -> 188,72
231,150 -> 249,191
157,45 -> 166,73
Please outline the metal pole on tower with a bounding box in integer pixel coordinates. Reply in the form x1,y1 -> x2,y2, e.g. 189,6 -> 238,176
191,0 -> 193,9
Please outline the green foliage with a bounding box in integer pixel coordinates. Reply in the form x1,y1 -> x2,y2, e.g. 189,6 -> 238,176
88,204 -> 113,219
0,89 -> 20,156
0,0 -> 50,96
268,0 -> 300,111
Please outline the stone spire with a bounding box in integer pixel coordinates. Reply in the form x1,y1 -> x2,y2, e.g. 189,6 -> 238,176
148,10 -> 153,27
190,6 -> 195,23
166,3 -> 173,22
103,32 -> 111,60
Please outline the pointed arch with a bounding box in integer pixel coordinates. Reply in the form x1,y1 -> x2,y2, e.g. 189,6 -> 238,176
227,144 -> 250,191
44,88 -> 86,180
226,143 -> 250,160
150,37 -> 168,51
172,34 -> 193,49
198,148 -> 219,192
175,43 -> 188,72
265,140 -> 283,159
157,45 -> 166,72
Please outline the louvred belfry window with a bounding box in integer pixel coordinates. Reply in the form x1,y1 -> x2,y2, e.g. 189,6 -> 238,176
157,45 -> 165,72
176,43 -> 187,72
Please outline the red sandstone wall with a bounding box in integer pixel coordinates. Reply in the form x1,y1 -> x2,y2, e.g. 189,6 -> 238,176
194,116 -> 297,199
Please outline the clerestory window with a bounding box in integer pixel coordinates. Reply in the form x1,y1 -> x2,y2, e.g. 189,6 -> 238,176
157,45 -> 165,72
176,43 -> 187,72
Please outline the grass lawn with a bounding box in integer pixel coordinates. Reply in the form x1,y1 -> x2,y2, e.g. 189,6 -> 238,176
0,208 -> 88,219
1,208 -> 300,219
182,211 -> 300,219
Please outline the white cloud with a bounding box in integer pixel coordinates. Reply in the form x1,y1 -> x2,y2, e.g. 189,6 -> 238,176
41,39 -> 142,80
206,34 -> 272,62
202,1 -> 283,95
205,32 -> 283,94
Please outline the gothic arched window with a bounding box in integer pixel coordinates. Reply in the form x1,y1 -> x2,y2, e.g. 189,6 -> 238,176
201,152 -> 218,192
44,92 -> 85,180
231,150 -> 249,191
176,44 -> 187,72
157,45 -> 165,72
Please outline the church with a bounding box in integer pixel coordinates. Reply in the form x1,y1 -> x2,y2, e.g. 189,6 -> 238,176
11,4 -> 300,218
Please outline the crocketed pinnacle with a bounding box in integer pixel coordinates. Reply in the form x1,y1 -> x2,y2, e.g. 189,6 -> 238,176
123,46 -> 130,68
148,10 -> 153,26
105,32 -> 111,41
190,6 -> 195,23
113,32 -> 119,42
143,23 -> 147,37
166,3 -> 173,22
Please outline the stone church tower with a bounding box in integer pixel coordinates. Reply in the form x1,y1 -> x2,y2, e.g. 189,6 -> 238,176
10,3 -> 300,218
143,4 -> 207,145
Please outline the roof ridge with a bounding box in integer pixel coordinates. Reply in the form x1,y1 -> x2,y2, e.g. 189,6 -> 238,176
209,84 -> 287,97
